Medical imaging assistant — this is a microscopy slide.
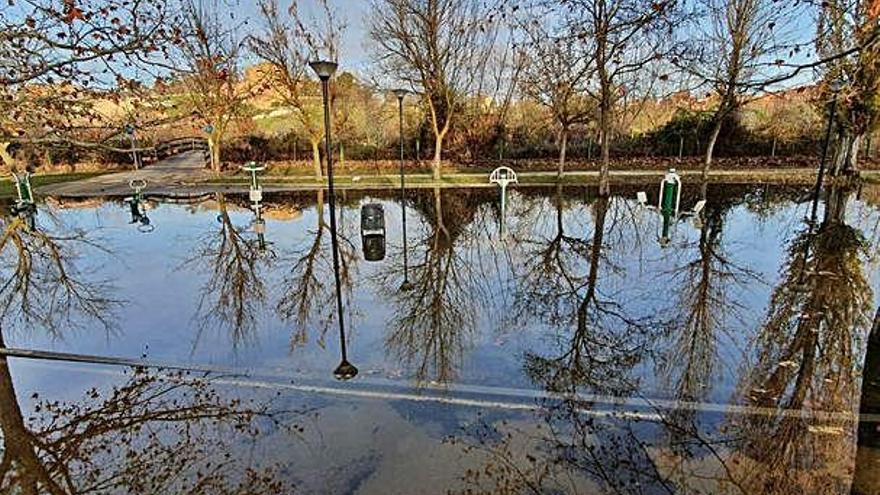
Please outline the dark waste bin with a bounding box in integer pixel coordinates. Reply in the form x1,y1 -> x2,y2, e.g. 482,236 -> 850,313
362,234 -> 386,262
361,203 -> 385,236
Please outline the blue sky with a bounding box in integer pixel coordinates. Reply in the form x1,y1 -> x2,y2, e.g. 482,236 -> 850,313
236,0 -> 375,73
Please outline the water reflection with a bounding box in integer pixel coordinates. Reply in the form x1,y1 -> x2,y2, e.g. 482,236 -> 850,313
0,360 -> 294,493
0,207 -> 118,336
379,188 -> 488,384
276,190 -> 358,350
725,184 -> 872,493
4,182 -> 880,493
658,183 -> 762,447
518,188 -> 655,395
186,193 -> 270,347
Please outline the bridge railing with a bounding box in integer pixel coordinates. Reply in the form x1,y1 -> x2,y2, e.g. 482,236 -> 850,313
135,137 -> 210,167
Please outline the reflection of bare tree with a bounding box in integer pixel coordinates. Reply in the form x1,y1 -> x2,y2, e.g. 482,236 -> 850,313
188,194 -> 267,347
0,355 -> 294,493
378,188 -> 487,383
275,190 -> 357,349
658,194 -> 760,453
511,184 -> 591,326
0,211 -> 117,336
521,195 -> 653,395
727,185 -> 871,494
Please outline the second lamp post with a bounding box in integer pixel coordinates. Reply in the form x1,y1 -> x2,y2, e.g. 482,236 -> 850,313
393,89 -> 413,291
310,60 -> 357,381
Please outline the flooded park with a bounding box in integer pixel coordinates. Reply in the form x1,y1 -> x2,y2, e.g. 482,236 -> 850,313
3,0 -> 879,490
0,179 -> 878,493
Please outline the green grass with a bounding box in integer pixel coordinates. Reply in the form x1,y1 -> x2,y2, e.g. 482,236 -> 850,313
0,172 -> 110,197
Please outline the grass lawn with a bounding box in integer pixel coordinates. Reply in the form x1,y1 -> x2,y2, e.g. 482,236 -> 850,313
0,172 -> 110,198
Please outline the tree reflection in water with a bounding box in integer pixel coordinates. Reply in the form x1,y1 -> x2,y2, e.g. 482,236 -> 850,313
516,186 -> 654,395
376,188 -> 494,384
0,363 -> 295,494
0,204 -> 295,493
276,189 -> 358,349
448,184 -> 880,494
657,186 -> 761,459
0,209 -> 118,336
187,193 -> 270,347
725,185 -> 872,494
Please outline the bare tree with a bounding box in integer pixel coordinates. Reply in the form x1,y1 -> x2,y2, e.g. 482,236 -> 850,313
816,0 -> 880,174
0,211 -> 119,337
368,0 -> 495,179
559,0 -> 677,195
727,185 -> 871,494
517,14 -> 594,177
683,0 -> 802,177
186,194 -> 269,348
249,0 -> 344,177
0,0 -> 183,169
0,361 -> 295,494
173,0 -> 258,172
276,190 -> 358,349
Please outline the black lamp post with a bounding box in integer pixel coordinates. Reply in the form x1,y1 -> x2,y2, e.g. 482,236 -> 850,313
809,79 -> 844,224
393,88 -> 413,291
310,60 -> 357,381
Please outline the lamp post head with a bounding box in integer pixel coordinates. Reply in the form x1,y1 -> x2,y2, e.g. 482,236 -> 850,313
830,79 -> 845,94
392,88 -> 408,101
309,60 -> 338,80
333,359 -> 358,381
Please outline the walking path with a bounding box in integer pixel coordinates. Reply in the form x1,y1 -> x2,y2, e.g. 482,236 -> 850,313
37,151 -> 210,198
39,155 -> 867,199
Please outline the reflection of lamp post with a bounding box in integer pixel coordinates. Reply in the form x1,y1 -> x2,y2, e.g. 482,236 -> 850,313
809,79 -> 844,224
393,89 -> 413,291
310,60 -> 357,381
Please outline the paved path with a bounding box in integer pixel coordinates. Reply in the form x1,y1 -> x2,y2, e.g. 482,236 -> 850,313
39,158 -> 857,199
38,151 -> 211,198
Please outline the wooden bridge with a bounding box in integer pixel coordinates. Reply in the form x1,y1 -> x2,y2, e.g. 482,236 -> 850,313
136,136 -> 209,166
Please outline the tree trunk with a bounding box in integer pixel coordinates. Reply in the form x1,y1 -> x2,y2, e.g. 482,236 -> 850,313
311,139 -> 322,178
703,115 -> 724,182
208,134 -> 222,173
830,131 -> 863,176
432,132 -> 444,181
558,128 -> 568,179
598,98 -> 612,196
771,138 -> 777,158
0,331 -> 67,495
822,185 -> 852,226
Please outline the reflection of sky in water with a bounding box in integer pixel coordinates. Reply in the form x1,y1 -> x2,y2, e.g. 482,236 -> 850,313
6,185 -> 880,406
4,184 -> 880,494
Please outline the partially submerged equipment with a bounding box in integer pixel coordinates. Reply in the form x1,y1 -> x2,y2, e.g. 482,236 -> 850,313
125,179 -> 153,232
489,166 -> 518,238
360,203 -> 386,261
242,161 -> 265,206
636,169 -> 706,247
10,172 -> 37,226
242,163 -> 271,253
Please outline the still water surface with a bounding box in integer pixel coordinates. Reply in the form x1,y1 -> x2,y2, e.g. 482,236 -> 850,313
1,183 -> 878,494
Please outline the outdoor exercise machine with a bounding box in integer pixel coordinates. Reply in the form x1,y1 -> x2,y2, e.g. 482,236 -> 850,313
242,162 -> 271,253
490,166 -> 518,238
10,172 -> 37,230
636,169 -> 706,247
126,179 -> 153,232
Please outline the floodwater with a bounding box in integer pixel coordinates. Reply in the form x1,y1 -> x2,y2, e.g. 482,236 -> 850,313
1,182 -> 879,494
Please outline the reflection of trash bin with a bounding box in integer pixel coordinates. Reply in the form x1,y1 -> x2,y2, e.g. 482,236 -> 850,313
361,203 -> 385,236
362,234 -> 386,262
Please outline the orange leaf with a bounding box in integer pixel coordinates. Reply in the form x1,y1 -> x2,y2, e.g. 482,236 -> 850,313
870,0 -> 880,18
